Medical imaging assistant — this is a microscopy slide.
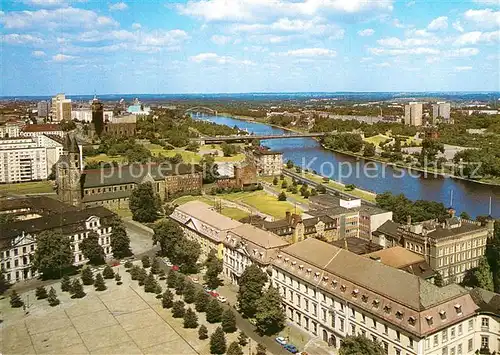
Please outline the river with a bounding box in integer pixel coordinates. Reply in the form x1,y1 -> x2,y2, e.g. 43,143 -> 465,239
198,114 -> 500,218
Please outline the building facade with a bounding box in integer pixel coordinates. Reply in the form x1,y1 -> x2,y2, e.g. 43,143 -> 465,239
37,101 -> 49,118
0,121 -> 21,138
432,102 -> 452,124
51,93 -> 72,122
272,238 -> 499,355
222,224 -> 288,284
0,197 -> 114,283
251,149 -> 283,176
56,134 -> 83,207
170,201 -> 242,261
21,124 -> 65,138
404,102 -> 423,126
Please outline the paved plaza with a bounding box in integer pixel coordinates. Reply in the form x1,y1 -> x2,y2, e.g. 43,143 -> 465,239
0,263 -> 253,355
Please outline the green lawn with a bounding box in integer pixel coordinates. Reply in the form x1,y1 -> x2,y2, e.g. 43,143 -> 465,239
172,195 -> 216,206
0,181 -> 54,195
262,176 -> 311,206
214,153 -> 246,163
364,134 -> 391,147
145,144 -> 202,163
85,154 -> 127,164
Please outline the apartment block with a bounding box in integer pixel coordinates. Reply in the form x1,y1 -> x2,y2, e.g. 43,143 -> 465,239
404,102 -> 423,126
251,149 -> 283,176
432,102 -> 452,124
51,93 -> 72,121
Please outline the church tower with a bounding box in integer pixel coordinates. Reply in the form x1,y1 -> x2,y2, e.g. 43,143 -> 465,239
56,133 -> 82,207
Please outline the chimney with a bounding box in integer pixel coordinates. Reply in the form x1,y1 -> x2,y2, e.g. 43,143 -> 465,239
407,215 -> 412,225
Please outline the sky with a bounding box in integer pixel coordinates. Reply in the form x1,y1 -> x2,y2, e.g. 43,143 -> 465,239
1,0 -> 499,95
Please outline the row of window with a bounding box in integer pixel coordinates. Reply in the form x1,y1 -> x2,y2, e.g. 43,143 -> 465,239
2,244 -> 35,259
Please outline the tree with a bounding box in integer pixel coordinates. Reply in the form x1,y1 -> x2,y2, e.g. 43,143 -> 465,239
103,265 -> 115,279
255,287 -> 286,336
109,217 -> 132,259
129,182 -> 161,223
278,192 -> 287,201
150,257 -> 161,275
130,265 -> 141,280
124,260 -> 133,269
71,279 -> 86,298
47,287 -> 60,306
183,282 -> 196,304
227,342 -> 243,355
198,325 -> 209,340
183,307 -> 199,328
141,255 -> 151,268
237,264 -> 267,318
32,230 -> 73,278
81,231 -> 105,266
255,344 -> 267,355
172,238 -> 201,274
434,273 -> 444,287
272,176 -> 278,185
10,290 -> 24,308
144,272 -> 158,293
115,273 -> 122,285
222,308 -> 237,333
167,270 -> 178,289
162,290 -> 174,308
137,268 -> 148,285
94,273 -> 107,291
195,289 -> 210,312
0,269 -> 9,295
473,257 -> 494,291
281,180 -> 288,189
238,332 -> 248,347
175,275 -> 185,295
460,211 -> 471,220
201,155 -> 219,184
172,300 -> 186,318
81,267 -> 95,285
486,220 -> 500,292
204,250 -> 223,290
210,327 -> 227,355
61,275 -> 72,292
339,335 -> 385,355
206,298 -> 223,323
364,142 -> 376,157
286,160 -> 294,169
35,286 -> 48,299
153,219 -> 183,257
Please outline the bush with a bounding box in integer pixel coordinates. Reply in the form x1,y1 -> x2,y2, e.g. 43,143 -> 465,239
103,265 -> 115,279
35,286 -> 48,299
124,260 -> 133,269
198,325 -> 209,340
10,291 -> 24,308
172,300 -> 186,318
141,256 -> 151,268
81,267 -> 94,285
278,192 -> 287,201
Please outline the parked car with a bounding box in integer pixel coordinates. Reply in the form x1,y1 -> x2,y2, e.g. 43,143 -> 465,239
165,261 -> 173,267
275,337 -> 287,346
209,291 -> 220,298
217,296 -> 227,303
171,265 -> 179,271
249,318 -> 256,325
284,344 -> 298,354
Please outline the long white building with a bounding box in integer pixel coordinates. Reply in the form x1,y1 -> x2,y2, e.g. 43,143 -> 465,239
272,238 -> 499,355
0,134 -> 69,183
0,196 -> 115,282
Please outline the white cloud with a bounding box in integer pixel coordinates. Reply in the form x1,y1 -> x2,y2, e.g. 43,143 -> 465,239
406,0 -> 416,6
132,23 -> 141,29
75,29 -> 189,52
377,36 -> 436,47
211,35 -> 232,45
464,9 -> 500,29
282,47 -> 337,57
231,17 -> 344,39
189,52 -> 254,65
369,47 -> 439,56
0,33 -> 44,44
52,53 -> 76,61
32,50 -> 46,57
446,47 -> 479,57
427,16 -> 448,31
453,20 -> 464,32
178,0 -> 394,23
109,2 -> 128,11
454,30 -> 500,45
358,28 -> 374,36
455,66 -> 473,71
0,7 -> 118,29
23,0 -> 67,6
392,18 -> 406,28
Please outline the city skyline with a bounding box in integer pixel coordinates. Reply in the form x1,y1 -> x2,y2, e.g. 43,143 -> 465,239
1,0 -> 500,95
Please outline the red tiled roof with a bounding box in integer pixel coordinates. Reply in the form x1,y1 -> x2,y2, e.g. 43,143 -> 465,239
22,124 -> 61,132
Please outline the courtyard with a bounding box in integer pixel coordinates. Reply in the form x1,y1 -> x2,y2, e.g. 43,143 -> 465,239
0,263 -> 253,355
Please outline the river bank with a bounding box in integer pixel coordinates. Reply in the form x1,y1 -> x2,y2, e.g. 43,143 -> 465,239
319,143 -> 500,187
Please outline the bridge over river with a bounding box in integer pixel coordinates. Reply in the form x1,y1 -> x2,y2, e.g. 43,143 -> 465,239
193,132 -> 325,144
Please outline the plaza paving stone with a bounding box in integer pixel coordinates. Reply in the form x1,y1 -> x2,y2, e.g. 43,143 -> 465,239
71,309 -> 118,333
30,326 -> 82,354
115,308 -> 165,331
79,324 -> 132,352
